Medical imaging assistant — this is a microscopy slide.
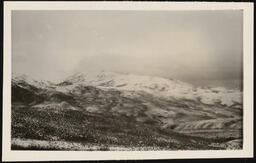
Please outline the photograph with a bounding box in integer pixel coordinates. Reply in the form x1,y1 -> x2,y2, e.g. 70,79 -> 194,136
2,1 -> 254,161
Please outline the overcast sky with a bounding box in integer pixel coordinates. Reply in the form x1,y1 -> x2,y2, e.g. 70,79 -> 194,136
12,10 -> 243,88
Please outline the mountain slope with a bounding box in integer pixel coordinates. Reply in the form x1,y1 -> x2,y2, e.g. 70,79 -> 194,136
11,72 -> 243,150
60,71 -> 242,107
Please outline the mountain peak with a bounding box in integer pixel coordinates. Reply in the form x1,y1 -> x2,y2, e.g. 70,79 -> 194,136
12,73 -> 54,88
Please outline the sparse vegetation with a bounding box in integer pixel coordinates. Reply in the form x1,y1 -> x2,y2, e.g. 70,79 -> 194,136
11,77 -> 243,150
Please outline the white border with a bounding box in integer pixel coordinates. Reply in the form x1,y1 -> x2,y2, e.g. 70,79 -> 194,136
2,1 -> 254,161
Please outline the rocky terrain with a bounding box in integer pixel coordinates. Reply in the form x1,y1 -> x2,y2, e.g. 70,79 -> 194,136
11,71 -> 243,150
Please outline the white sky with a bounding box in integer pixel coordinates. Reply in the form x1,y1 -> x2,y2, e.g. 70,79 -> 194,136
12,10 -> 243,88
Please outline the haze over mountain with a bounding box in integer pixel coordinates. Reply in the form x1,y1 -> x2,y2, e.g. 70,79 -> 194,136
12,10 -> 243,89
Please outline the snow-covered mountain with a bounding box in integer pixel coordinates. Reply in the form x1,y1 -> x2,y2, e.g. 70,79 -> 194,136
12,74 -> 54,89
11,72 -> 243,129
57,71 -> 242,107
11,72 -> 243,150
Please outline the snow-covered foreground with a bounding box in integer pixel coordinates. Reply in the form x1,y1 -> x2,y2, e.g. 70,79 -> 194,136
11,137 -> 242,151
11,138 -> 177,151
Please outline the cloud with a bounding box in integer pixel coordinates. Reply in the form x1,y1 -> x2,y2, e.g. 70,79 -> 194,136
12,10 -> 243,87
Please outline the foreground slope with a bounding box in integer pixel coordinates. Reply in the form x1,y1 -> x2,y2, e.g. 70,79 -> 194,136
11,72 -> 243,150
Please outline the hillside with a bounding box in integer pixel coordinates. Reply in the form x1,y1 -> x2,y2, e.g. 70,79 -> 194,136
11,72 -> 243,150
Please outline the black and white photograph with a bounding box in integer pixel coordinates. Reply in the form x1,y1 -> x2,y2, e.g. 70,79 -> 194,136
2,1 -> 254,161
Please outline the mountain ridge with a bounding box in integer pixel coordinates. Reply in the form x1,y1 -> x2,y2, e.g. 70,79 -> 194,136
11,71 -> 243,150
